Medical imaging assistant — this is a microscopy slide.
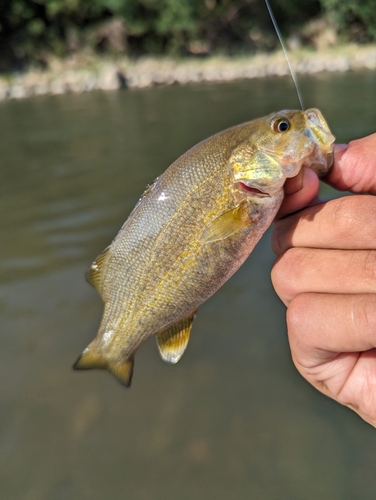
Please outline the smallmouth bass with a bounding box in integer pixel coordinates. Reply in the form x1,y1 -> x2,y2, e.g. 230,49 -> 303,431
74,108 -> 334,387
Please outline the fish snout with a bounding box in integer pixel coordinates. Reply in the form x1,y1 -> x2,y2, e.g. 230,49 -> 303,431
304,108 -> 335,151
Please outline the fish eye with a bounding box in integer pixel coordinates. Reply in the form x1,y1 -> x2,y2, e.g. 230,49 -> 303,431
272,118 -> 290,132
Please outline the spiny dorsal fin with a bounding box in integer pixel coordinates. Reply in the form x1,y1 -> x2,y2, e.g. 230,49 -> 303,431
86,246 -> 111,295
140,177 -> 159,200
200,202 -> 251,243
130,176 -> 160,215
156,310 -> 198,364
73,346 -> 134,388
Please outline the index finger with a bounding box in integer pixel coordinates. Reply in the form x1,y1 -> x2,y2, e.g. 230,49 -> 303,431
275,167 -> 319,220
272,194 -> 376,255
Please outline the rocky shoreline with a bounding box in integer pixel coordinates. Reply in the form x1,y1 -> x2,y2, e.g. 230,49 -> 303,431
1,44 -> 376,101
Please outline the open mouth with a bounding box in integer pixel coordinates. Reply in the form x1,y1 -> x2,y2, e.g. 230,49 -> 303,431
238,181 -> 270,197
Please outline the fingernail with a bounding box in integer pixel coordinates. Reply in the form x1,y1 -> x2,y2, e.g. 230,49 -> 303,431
334,143 -> 348,154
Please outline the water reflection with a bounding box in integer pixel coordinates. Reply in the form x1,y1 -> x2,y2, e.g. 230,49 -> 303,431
1,71 -> 376,499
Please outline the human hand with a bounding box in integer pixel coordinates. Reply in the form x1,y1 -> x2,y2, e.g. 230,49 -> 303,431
272,133 -> 376,427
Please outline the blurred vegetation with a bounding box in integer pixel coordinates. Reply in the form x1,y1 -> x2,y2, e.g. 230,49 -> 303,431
321,0 -> 376,41
0,0 -> 375,71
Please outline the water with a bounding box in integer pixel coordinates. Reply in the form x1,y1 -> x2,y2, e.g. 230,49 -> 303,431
1,71 -> 376,500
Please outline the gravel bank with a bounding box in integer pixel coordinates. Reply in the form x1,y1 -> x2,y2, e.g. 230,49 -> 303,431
1,44 -> 376,101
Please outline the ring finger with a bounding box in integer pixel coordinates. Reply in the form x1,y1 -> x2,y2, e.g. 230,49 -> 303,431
272,247 -> 376,305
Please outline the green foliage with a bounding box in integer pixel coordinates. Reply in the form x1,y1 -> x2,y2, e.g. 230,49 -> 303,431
0,0 -> 375,70
321,0 -> 376,41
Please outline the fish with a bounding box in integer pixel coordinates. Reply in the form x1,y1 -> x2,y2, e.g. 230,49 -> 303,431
73,108 -> 335,387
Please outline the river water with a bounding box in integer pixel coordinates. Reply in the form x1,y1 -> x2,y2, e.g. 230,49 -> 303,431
1,71 -> 376,500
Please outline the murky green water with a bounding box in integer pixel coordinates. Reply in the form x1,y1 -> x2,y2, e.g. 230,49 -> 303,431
1,70 -> 376,500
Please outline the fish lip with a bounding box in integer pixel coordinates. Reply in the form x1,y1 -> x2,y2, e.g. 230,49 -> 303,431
300,143 -> 335,178
237,180 -> 272,197
303,110 -> 336,150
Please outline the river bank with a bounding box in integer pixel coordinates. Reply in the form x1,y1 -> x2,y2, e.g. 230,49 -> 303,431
1,44 -> 376,101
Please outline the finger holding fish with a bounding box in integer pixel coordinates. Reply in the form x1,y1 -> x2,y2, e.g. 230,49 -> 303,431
273,194 -> 376,255
275,136 -> 376,226
271,132 -> 376,427
275,166 -> 320,220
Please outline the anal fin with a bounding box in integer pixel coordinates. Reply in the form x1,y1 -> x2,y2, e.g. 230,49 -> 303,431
156,310 -> 198,364
73,346 -> 134,388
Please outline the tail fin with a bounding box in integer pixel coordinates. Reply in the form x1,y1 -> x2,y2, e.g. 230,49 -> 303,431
73,346 -> 134,388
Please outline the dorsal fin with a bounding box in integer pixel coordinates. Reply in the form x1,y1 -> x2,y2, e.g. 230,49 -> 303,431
140,177 -> 159,200
86,246 -> 111,295
73,346 -> 135,388
156,310 -> 198,364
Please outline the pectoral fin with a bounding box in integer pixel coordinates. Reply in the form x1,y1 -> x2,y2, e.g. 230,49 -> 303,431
200,203 -> 252,243
156,310 -> 198,364
73,346 -> 135,388
86,246 -> 111,296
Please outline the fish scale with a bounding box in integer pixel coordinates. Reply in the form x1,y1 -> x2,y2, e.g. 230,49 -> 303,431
74,108 -> 335,387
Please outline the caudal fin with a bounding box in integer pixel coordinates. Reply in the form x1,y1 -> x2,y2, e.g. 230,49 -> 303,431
73,346 -> 135,388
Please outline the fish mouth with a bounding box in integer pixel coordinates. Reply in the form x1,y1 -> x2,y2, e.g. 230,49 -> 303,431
237,180 -> 271,197
300,142 -> 335,178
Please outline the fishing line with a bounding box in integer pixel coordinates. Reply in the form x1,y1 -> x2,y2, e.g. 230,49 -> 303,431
264,0 -> 304,110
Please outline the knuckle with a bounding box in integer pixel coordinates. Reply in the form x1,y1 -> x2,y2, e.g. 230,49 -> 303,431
271,248 -> 307,303
285,294 -> 318,373
362,250 -> 376,283
357,295 -> 376,334
286,294 -> 310,342
271,217 -> 296,254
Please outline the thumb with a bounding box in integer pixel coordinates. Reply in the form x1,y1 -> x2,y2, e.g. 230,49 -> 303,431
326,133 -> 376,194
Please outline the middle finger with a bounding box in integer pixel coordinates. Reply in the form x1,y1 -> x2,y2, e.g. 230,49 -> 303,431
272,195 -> 376,255
272,247 -> 376,305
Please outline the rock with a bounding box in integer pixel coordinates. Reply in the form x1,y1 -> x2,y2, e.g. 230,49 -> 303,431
98,66 -> 121,90
10,85 -> 27,99
0,46 -> 375,101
